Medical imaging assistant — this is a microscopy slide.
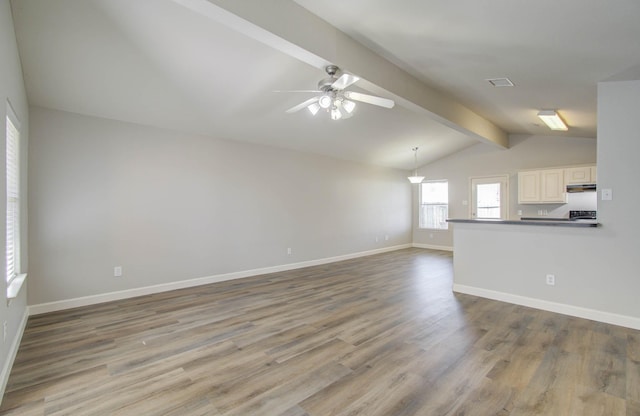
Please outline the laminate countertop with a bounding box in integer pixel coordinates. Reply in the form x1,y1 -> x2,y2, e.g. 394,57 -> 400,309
447,218 -> 599,228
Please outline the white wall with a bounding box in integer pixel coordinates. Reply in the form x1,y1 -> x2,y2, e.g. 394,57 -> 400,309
450,80 -> 640,328
27,107 -> 412,306
0,0 -> 29,397
413,134 -> 597,248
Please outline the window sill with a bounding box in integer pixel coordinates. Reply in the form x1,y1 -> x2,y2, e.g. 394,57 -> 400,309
7,273 -> 27,300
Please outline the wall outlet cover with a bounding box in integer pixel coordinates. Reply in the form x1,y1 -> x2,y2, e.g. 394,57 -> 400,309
546,274 -> 555,286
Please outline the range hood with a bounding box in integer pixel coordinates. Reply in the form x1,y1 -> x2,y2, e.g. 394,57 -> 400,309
566,184 -> 596,193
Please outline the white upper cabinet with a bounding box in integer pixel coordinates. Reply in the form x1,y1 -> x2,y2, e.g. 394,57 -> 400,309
518,165 -> 596,204
541,169 -> 566,202
517,171 -> 541,203
518,168 -> 567,204
565,166 -> 597,185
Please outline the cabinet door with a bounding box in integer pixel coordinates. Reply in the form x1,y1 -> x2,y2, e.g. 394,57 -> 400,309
590,166 -> 597,183
518,171 -> 540,203
541,169 -> 566,202
564,167 -> 592,184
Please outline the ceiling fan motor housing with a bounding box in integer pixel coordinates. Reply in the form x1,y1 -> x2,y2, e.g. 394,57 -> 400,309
318,65 -> 340,91
318,78 -> 337,92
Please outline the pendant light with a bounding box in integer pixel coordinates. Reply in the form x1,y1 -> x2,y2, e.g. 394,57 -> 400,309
408,147 -> 425,184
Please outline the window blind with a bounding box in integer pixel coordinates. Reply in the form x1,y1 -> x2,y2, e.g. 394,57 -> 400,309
6,116 -> 19,284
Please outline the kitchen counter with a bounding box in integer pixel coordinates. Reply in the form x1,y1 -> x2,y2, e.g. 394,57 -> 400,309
447,218 -> 599,228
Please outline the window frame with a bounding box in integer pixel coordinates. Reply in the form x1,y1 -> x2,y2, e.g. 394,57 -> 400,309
6,101 -> 24,297
419,180 -> 449,230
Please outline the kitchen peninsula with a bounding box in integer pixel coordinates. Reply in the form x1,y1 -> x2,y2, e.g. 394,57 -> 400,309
447,217 -> 617,328
447,218 -> 598,228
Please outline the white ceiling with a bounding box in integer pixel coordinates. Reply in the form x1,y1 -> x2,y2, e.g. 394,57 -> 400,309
10,0 -> 640,170
294,0 -> 640,139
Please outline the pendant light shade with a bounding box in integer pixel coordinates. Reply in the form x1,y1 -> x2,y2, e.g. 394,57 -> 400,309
408,147 -> 424,184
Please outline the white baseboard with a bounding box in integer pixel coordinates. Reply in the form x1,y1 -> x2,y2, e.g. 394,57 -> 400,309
412,243 -> 453,252
29,244 -> 412,316
0,309 -> 29,400
453,284 -> 640,330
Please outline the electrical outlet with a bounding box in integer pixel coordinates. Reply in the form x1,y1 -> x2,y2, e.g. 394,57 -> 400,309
384,235 -> 389,241
546,274 -> 555,286
114,266 -> 122,277
287,248 -> 292,255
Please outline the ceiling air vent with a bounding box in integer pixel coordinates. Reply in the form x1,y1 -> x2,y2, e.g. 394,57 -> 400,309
486,78 -> 514,87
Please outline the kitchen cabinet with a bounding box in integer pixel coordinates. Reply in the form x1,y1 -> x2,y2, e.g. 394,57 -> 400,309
565,165 -> 597,184
517,171 -> 540,203
518,168 -> 567,204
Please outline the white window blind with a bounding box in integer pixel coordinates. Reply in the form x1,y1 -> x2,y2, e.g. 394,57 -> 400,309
6,115 -> 19,285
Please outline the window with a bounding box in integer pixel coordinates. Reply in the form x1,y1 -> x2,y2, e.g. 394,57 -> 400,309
419,181 -> 448,230
476,183 -> 501,218
470,175 -> 509,220
6,109 -> 20,291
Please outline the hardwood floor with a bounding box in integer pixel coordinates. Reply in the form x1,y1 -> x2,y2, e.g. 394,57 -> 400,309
2,248 -> 639,415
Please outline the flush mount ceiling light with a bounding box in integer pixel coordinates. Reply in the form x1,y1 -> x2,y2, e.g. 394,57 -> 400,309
408,147 -> 425,184
537,110 -> 568,131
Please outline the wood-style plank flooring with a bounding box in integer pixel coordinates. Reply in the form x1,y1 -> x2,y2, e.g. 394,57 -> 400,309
2,248 -> 639,415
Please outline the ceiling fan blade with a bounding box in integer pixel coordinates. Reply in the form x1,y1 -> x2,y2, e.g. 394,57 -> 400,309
273,90 -> 322,93
344,91 -> 395,109
331,73 -> 360,90
286,97 -> 320,113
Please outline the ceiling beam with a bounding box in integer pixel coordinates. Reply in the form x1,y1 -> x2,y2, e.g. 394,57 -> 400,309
172,0 -> 508,149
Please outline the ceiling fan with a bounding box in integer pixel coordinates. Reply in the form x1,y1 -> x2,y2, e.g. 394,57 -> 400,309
284,65 -> 395,120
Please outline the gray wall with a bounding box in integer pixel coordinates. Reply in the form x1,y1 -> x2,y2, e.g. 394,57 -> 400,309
413,134 -> 597,248
451,80 -> 640,325
27,107 -> 412,305
0,0 -> 29,391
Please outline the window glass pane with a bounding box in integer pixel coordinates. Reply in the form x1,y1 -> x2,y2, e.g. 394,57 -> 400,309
420,181 -> 448,229
422,182 -> 448,204
476,183 -> 500,219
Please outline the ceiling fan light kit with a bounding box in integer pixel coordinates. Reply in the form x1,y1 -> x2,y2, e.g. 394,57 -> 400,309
318,95 -> 332,109
285,65 -> 395,120
342,99 -> 356,113
307,103 -> 320,115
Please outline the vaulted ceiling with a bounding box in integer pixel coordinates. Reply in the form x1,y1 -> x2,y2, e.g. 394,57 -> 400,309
10,0 -> 640,169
